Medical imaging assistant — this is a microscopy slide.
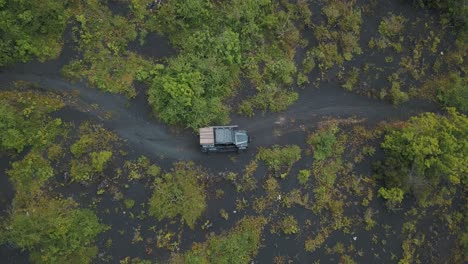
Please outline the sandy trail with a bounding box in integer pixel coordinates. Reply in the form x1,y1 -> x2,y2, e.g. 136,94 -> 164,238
0,70 -> 437,163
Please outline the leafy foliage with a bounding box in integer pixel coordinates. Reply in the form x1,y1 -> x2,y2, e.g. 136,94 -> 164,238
279,215 -> 299,235
0,90 -> 64,153
172,216 -> 267,264
311,0 -> 362,71
7,151 -> 54,206
147,0 -> 306,127
70,122 -> 118,182
0,0 -> 69,66
149,162 -> 207,229
297,169 -> 311,185
147,53 -> 233,129
435,73 -> 468,113
378,187 -> 404,209
413,0 -> 468,27
257,145 -> 302,178
378,14 -> 406,38
63,0 -> 152,97
378,109 -> 468,206
308,124 -> 339,162
1,198 -> 106,264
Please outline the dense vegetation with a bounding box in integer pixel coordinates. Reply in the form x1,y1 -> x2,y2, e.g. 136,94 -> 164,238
149,162 -> 207,229
1,198 -> 106,264
0,0 -> 69,66
377,108 -> 468,207
0,90 -> 64,152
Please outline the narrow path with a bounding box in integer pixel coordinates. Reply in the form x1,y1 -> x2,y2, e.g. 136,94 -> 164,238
0,68 -> 437,163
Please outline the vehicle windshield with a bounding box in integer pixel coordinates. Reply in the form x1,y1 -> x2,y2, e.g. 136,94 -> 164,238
235,133 -> 248,144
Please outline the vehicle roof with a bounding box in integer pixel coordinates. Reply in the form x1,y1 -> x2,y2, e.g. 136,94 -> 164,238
215,127 -> 234,144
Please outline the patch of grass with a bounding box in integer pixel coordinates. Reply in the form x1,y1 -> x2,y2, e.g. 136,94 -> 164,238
379,14 -> 406,38
257,145 -> 302,178
149,162 -> 207,229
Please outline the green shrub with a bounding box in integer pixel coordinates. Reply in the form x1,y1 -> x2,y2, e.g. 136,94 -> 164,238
90,151 -> 113,172
378,14 -> 406,38
146,164 -> 161,177
124,199 -> 135,209
257,145 -> 302,178
1,198 -> 106,264
364,208 -> 376,230
302,51 -> 316,73
149,162 -> 206,229
386,73 -> 409,105
308,124 -> 339,161
279,215 -> 300,235
297,72 -> 309,86
378,109 -> 468,206
47,144 -> 63,161
342,67 -> 360,91
378,187 -> 404,209
436,73 -> 468,112
173,216 -> 267,264
7,151 -> 54,206
297,169 -> 311,185
69,123 -> 118,182
0,91 -> 64,153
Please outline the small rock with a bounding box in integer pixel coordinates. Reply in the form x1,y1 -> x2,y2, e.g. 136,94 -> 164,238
277,194 -> 282,200
233,210 -> 237,214
353,236 -> 357,241
440,51 -> 444,55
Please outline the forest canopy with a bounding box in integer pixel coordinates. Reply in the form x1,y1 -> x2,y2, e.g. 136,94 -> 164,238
0,0 -> 69,66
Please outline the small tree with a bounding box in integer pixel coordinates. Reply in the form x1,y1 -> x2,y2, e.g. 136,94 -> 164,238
378,187 -> 404,209
149,162 -> 206,229
378,108 -> 468,206
1,198 -> 106,264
